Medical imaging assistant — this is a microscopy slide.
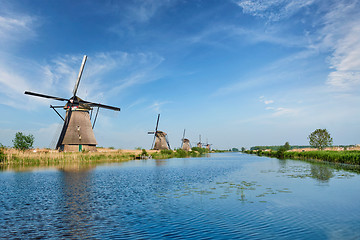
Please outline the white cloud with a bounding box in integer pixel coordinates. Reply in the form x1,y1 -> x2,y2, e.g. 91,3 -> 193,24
320,1 -> 360,91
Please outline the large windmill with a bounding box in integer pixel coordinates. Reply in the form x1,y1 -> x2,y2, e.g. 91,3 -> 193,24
24,55 -> 120,152
180,129 -> 191,151
148,114 -> 171,150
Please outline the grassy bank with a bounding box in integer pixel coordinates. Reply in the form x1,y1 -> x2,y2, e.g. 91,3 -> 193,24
0,147 -> 209,169
245,149 -> 360,165
150,148 -> 208,159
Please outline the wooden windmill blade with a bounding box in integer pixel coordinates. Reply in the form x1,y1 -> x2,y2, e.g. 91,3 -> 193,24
150,114 -> 160,149
72,55 -> 87,97
24,91 -> 69,102
55,105 -> 73,150
181,129 -> 186,148
80,100 -> 120,111
165,134 -> 171,150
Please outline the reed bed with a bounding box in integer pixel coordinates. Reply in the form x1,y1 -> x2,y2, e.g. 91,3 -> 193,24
0,148 -> 207,169
0,149 -> 139,168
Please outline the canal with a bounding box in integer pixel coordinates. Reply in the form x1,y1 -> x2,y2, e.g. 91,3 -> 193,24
0,153 -> 359,239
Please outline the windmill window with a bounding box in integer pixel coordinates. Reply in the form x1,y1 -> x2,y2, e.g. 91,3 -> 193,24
77,126 -> 81,131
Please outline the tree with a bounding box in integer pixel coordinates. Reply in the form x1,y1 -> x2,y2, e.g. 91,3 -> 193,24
308,129 -> 333,150
241,147 -> 246,152
13,132 -> 34,151
284,142 -> 291,151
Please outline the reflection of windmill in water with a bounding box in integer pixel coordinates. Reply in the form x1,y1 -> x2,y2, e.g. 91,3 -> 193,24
24,55 -> 120,152
148,114 -> 171,150
180,129 -> 191,151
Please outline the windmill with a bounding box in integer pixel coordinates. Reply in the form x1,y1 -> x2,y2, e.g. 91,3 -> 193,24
24,55 -> 120,152
148,114 -> 171,150
205,138 -> 212,151
197,134 -> 203,148
180,129 -> 191,151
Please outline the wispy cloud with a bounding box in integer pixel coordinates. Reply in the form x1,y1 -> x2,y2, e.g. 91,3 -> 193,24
236,0 -> 315,21
320,1 -> 360,91
0,51 -> 164,110
260,96 -> 274,105
148,100 -> 171,113
126,0 -> 173,23
271,107 -> 299,117
0,14 -> 37,45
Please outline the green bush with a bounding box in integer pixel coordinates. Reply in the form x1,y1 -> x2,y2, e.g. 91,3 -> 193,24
141,149 -> 148,156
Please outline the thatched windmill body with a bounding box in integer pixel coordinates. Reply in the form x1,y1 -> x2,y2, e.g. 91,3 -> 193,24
148,114 -> 171,150
25,55 -> 120,152
180,129 -> 191,151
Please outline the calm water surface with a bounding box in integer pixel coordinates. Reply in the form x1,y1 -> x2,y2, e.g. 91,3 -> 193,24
0,153 -> 359,239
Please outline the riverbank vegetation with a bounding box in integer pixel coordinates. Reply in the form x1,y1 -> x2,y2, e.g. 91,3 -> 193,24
0,146 -> 212,169
245,149 -> 360,165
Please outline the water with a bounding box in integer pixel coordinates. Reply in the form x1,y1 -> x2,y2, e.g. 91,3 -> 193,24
0,153 -> 359,239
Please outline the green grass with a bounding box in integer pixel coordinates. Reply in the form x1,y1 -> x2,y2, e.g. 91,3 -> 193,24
150,149 -> 205,159
245,149 -> 360,165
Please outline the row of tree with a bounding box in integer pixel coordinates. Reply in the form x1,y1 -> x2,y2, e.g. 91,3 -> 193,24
245,128 -> 334,152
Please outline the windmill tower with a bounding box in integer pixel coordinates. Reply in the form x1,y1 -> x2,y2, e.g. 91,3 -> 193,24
205,138 -> 212,151
24,55 -> 120,152
180,129 -> 191,151
148,114 -> 171,150
197,134 -> 203,148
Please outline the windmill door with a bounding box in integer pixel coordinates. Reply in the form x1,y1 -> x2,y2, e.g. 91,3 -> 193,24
79,144 -> 82,152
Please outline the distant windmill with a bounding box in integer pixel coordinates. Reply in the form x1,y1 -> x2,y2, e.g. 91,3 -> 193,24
180,129 -> 191,151
24,55 -> 120,152
197,134 -> 203,148
148,114 -> 171,150
205,138 -> 212,151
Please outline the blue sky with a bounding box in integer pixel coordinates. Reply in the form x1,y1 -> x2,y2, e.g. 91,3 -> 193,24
0,0 -> 359,150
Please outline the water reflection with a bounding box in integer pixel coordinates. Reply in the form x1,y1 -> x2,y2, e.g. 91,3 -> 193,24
310,165 -> 333,182
57,167 -> 94,239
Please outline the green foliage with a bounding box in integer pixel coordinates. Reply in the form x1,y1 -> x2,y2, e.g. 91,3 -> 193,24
109,146 -> 115,150
241,147 -> 246,152
276,147 -> 286,159
12,132 -> 34,151
141,149 -> 148,156
308,129 -> 333,150
0,143 -> 5,163
284,142 -> 291,151
191,147 -> 209,154
244,149 -> 360,165
231,148 -> 239,152
175,149 -> 187,158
